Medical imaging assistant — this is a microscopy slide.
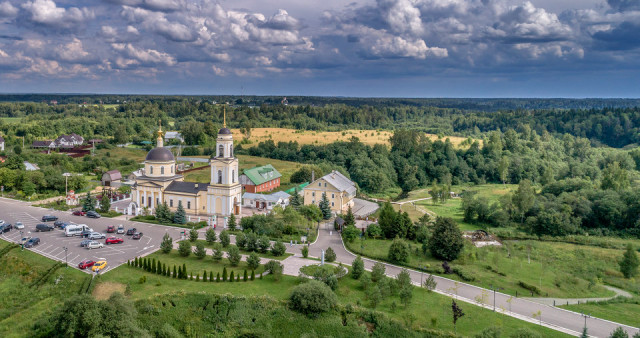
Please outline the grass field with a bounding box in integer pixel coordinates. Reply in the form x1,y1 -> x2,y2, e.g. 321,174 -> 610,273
184,154 -> 303,191
561,299 -> 640,328
99,255 -> 566,337
345,238 -> 628,299
232,127 -> 474,148
95,146 -> 147,163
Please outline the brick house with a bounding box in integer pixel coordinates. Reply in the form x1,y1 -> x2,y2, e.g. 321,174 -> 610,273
239,164 -> 282,193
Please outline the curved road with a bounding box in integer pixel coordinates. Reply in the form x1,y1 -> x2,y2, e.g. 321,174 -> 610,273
295,222 -> 639,338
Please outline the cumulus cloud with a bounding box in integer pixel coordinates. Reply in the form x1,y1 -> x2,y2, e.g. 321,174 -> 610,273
105,0 -> 184,12
607,0 -> 640,12
111,43 -> 177,66
485,2 -> 573,43
21,0 -> 94,30
0,1 -> 18,17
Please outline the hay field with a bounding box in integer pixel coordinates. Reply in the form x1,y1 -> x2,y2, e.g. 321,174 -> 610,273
231,128 -> 473,147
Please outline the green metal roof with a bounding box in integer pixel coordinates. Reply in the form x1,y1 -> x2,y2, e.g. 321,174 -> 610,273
285,182 -> 309,194
242,164 -> 282,185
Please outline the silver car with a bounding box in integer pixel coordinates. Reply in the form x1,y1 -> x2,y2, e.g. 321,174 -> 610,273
87,232 -> 106,240
86,241 -> 104,250
116,225 -> 125,234
14,222 -> 24,229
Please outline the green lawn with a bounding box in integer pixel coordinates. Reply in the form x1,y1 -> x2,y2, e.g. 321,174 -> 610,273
138,249 -> 266,277
561,299 -> 640,328
184,154 -> 304,191
99,257 -> 567,337
346,238 -> 623,298
193,239 -> 293,260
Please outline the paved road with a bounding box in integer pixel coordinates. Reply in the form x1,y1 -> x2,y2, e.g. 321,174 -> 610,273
298,222 -> 639,338
526,285 -> 633,307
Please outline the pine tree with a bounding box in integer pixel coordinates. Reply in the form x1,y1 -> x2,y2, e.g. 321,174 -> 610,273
243,269 -> 248,282
174,200 -> 187,224
319,192 -> 332,219
203,270 -> 207,282
182,263 -> 187,279
196,273 -> 200,282
216,272 -> 221,282
177,266 -> 182,279
160,233 -> 173,254
173,265 -> 177,278
290,188 -> 302,208
134,257 -> 138,267
100,190 -> 111,214
82,191 -> 96,212
344,205 -> 355,227
222,267 -> 227,281
228,213 -> 237,230
251,270 -> 255,281
230,271 -> 234,282
620,244 -> 639,278
209,271 -> 213,282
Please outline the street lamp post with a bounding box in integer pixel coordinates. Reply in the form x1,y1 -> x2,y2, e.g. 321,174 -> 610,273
63,173 -> 72,196
19,230 -> 24,250
490,285 -> 504,312
581,313 -> 590,333
63,246 -> 68,267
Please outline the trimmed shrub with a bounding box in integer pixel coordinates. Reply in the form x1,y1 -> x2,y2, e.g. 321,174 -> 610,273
289,280 -> 337,317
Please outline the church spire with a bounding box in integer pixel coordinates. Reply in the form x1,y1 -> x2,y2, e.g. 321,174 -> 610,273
156,119 -> 164,148
223,104 -> 226,128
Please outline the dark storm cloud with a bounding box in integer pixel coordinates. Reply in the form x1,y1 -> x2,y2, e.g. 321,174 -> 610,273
592,21 -> 640,50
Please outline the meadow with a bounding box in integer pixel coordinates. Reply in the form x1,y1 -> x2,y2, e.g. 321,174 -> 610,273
231,127 -> 474,148
561,298 -> 640,328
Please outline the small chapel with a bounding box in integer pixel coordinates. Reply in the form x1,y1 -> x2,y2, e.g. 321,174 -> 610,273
130,117 -> 242,218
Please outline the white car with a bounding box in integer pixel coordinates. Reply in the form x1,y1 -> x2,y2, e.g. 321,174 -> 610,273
87,232 -> 106,240
14,222 -> 24,230
0,220 -> 5,225
116,225 -> 125,234
86,241 -> 104,249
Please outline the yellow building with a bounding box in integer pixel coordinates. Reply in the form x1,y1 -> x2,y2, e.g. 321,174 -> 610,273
302,170 -> 356,214
130,119 -> 242,218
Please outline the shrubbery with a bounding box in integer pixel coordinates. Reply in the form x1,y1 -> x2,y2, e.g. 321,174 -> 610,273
289,280 -> 337,317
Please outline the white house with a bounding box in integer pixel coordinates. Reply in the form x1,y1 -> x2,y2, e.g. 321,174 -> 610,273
242,191 -> 291,210
164,131 -> 184,143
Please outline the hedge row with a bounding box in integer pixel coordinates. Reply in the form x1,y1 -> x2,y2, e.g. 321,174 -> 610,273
128,257 -> 258,282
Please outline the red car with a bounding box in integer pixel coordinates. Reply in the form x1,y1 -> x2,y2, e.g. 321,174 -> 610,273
78,260 -> 96,269
72,210 -> 86,216
105,237 -> 124,245
106,225 -> 115,233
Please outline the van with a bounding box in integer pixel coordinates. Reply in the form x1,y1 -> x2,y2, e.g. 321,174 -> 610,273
65,224 -> 92,237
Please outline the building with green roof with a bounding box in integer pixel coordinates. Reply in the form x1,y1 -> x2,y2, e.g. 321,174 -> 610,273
239,164 -> 282,193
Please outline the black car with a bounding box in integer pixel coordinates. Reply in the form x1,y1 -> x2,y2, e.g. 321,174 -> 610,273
36,223 -> 54,232
54,220 -> 65,228
80,239 -> 92,247
86,211 -> 101,219
0,223 -> 11,233
24,237 -> 40,248
126,228 -> 137,236
132,232 -> 143,240
79,229 -> 92,238
42,215 -> 58,222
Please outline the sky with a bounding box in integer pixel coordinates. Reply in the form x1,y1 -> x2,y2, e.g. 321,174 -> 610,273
0,0 -> 639,97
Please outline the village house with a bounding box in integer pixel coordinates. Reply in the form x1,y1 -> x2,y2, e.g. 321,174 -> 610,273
239,164 -> 282,193
242,191 -> 291,210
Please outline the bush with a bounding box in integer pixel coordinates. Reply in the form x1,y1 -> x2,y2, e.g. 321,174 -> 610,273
246,252 -> 261,271
518,281 -> 541,295
301,245 -> 309,258
189,228 -> 198,242
366,223 -> 382,239
388,237 -> 410,263
265,261 -> 283,281
271,241 -> 286,256
227,246 -> 241,266
342,225 -> 359,243
160,233 -> 173,254
325,247 -> 336,262
258,235 -> 270,253
178,241 -> 191,257
509,328 -> 541,338
452,267 -> 476,282
205,228 -> 217,243
236,233 -> 247,250
289,280 -> 337,317
371,262 -> 386,282
351,256 -> 364,279
219,230 -> 230,247
211,243 -> 223,261
429,217 -> 464,261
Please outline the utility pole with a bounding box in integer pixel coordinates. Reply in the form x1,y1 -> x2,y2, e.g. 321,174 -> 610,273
63,247 -> 68,267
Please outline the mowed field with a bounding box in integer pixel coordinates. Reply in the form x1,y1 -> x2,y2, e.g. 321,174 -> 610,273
183,154 -> 303,191
232,128 -> 473,147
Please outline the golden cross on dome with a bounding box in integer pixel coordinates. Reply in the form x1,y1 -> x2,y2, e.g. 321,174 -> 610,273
157,119 -> 163,138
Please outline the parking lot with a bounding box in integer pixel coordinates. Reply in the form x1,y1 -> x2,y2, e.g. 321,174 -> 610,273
0,201 -> 186,274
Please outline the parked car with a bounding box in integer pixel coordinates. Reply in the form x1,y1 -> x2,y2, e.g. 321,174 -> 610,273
92,260 -> 107,272
78,260 -> 96,269
88,232 -> 106,240
79,229 -> 93,238
72,210 -> 86,216
105,237 -> 124,245
59,222 -> 72,230
80,239 -> 92,247
53,220 -> 65,228
106,225 -> 115,233
14,222 -> 24,230
36,223 -> 54,232
126,228 -> 137,236
87,241 -> 104,250
132,232 -> 143,240
0,223 -> 11,233
20,236 -> 32,244
86,211 -> 101,219
0,220 -> 5,225
42,215 -> 58,222
116,225 -> 125,234
24,237 -> 40,248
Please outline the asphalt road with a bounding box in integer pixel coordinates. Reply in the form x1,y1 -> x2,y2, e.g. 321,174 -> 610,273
302,222 -> 639,338
0,198 -> 184,274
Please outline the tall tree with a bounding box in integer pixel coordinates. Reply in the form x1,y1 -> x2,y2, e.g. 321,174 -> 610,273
82,191 -> 96,212
99,190 -> 110,213
378,202 -> 397,239
619,244 -> 639,278
173,200 -> 186,224
319,192 -> 332,219
160,233 -> 173,254
344,205 -> 355,227
428,217 -> 464,261
289,188 -> 302,208
228,213 -> 237,231
512,179 -> 535,224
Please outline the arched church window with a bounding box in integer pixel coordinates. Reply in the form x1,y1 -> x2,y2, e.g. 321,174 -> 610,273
150,166 -> 153,174
218,145 -> 224,157
218,170 -> 222,184
161,166 -> 164,175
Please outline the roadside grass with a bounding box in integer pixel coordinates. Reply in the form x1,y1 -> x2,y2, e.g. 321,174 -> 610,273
560,298 -> 640,328
99,259 -> 567,337
134,249 -> 266,277
193,239 -> 293,260
345,238 -> 621,299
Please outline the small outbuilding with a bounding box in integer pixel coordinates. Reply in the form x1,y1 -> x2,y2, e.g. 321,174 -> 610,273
102,170 -> 122,186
